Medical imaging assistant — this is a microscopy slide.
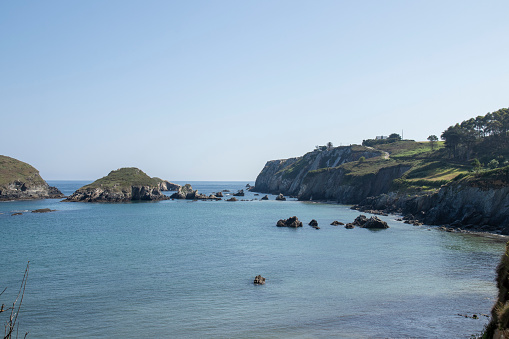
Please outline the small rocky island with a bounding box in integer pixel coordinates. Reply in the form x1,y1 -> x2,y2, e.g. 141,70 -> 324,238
0,155 -> 63,201
65,167 -> 176,202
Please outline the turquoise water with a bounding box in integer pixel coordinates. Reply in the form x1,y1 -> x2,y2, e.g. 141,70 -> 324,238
0,181 -> 506,338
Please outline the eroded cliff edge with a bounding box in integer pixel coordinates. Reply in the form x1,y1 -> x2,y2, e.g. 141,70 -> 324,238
0,155 -> 63,201
253,145 -> 410,203
357,167 -> 509,233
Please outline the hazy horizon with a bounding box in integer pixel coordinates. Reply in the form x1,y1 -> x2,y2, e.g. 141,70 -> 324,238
2,1 -> 508,181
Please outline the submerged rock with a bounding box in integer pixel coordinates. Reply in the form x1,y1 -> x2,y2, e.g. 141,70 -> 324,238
330,221 -> 344,226
261,195 -> 269,200
226,197 -> 238,202
32,208 -> 56,213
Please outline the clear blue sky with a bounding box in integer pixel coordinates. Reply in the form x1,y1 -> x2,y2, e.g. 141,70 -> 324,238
1,1 -> 508,181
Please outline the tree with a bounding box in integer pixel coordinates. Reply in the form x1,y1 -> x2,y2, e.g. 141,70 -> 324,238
326,142 -> 333,151
427,135 -> 438,150
358,156 -> 366,163
488,159 -> 500,169
471,158 -> 482,173
388,133 -> 402,141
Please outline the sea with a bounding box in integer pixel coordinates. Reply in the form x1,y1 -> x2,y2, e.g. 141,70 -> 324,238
0,180 -> 506,338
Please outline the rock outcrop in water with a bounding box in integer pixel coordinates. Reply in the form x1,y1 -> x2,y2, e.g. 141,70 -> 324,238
276,216 -> 303,227
65,168 -> 169,202
170,184 -> 198,199
0,155 -> 63,201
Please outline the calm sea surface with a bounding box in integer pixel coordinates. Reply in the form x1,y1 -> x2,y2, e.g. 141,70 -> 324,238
0,181 -> 506,338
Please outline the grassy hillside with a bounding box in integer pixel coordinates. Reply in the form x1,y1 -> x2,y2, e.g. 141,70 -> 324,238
0,155 -> 46,187
82,168 -> 160,190
306,141 -> 471,193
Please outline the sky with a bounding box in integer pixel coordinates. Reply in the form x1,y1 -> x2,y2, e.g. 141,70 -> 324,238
1,1 -> 508,181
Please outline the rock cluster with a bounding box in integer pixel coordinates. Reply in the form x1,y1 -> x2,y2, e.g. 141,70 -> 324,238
276,216 -> 303,227
170,184 -> 198,199
345,215 -> 389,229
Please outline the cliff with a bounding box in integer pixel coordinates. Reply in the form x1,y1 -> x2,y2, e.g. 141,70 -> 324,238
356,166 -> 509,233
65,167 -> 169,202
253,145 -> 409,203
0,155 -> 63,201
483,242 -> 509,338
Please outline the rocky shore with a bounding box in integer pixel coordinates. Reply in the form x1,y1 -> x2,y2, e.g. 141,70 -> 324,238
353,178 -> 509,235
0,155 -> 63,201
64,168 -> 170,202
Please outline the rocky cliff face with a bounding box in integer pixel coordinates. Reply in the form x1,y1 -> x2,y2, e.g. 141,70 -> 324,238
297,164 -> 411,204
253,146 -> 407,203
357,181 -> 509,233
65,185 -> 167,202
0,155 -> 63,201
155,179 -> 181,191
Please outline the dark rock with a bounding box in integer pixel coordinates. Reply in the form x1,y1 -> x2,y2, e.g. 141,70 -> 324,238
11,212 -> 22,216
215,192 -> 224,197
275,193 -> 286,201
350,215 -> 389,229
254,275 -> 265,285
276,216 -> 303,227
362,216 -> 389,229
32,208 -> 55,213
233,190 -> 245,197
345,223 -> 355,229
261,195 -> 269,200
352,215 -> 368,226
330,221 -> 344,226
226,197 -> 238,202
308,219 -> 318,226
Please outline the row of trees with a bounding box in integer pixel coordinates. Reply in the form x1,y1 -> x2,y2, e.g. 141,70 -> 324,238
441,108 -> 509,160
